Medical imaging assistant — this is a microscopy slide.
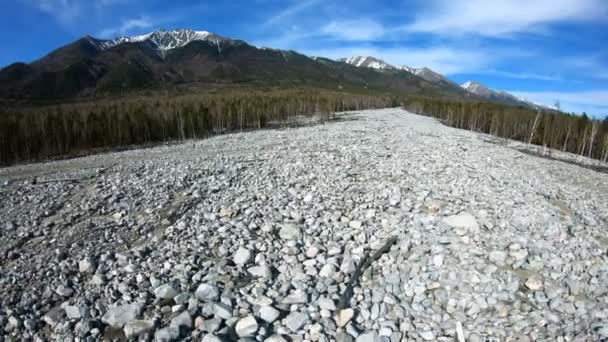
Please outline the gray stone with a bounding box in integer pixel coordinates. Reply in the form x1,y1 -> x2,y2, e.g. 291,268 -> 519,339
102,303 -> 144,328
196,284 -> 220,301
170,311 -> 192,329
64,305 -> 86,320
124,320 -> 155,339
212,303 -> 232,320
155,326 -> 181,341
202,334 -> 224,342
155,284 -> 178,299
279,223 -> 302,241
259,306 -> 280,323
357,331 -> 378,342
282,289 -> 308,304
285,312 -> 310,332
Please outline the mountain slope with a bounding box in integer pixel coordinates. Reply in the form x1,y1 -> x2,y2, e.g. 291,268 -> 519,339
0,30 -> 470,101
402,66 -> 456,86
460,81 -> 549,109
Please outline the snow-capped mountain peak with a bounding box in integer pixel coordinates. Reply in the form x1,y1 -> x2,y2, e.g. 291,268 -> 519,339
339,56 -> 395,70
461,80 -> 556,111
461,81 -> 495,97
402,66 -> 454,85
96,29 -> 227,55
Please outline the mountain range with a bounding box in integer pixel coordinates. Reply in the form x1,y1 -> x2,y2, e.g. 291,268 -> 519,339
338,55 -> 553,110
0,28 -> 549,110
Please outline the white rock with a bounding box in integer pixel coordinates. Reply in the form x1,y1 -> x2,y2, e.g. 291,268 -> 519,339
319,263 -> 337,278
443,212 -> 479,232
349,220 -> 362,229
306,245 -> 320,258
334,308 -> 354,327
285,311 -> 310,332
525,277 -> 544,291
102,303 -> 144,328
259,306 -> 280,323
318,297 -> 336,311
78,258 -> 96,273
279,223 -> 302,240
419,330 -> 435,341
356,331 -> 378,342
233,247 -> 252,265
196,284 -> 220,301
247,265 -> 272,278
489,250 -> 507,265
235,315 -> 258,337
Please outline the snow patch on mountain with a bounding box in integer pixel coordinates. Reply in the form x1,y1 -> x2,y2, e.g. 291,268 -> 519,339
339,56 -> 395,70
402,66 -> 455,85
96,29 -> 226,55
462,81 -> 556,111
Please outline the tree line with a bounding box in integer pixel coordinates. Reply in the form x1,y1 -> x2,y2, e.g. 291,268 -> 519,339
403,96 -> 608,162
0,88 -> 396,165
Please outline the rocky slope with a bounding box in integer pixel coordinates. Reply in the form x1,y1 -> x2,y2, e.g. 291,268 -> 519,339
1,109 -> 607,341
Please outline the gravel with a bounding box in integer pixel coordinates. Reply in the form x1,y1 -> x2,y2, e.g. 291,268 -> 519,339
1,108 -> 607,341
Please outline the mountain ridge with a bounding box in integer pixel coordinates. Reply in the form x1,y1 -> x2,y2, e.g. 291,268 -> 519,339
0,29 -> 473,102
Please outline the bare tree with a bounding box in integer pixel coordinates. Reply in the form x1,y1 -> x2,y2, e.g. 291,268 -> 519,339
528,110 -> 542,144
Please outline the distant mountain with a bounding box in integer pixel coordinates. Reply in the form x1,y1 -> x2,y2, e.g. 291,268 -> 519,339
460,81 -> 553,110
339,56 -> 469,98
401,66 -> 456,86
0,29 -> 470,102
338,56 -> 395,70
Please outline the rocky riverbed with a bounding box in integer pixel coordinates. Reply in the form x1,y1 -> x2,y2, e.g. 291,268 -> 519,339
1,108 -> 607,341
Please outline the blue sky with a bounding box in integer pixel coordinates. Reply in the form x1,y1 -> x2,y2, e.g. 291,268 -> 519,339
1,0 -> 607,116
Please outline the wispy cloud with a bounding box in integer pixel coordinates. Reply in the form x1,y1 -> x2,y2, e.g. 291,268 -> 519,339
264,0 -> 322,27
97,17 -> 153,38
321,19 -> 385,41
23,0 -> 82,25
510,89 -> 608,115
95,0 -> 131,8
407,0 -> 608,37
481,70 -> 565,81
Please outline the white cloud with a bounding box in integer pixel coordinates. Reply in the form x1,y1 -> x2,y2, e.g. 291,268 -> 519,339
98,17 -> 153,38
407,0 -> 608,36
321,19 -> 385,41
509,89 -> 608,115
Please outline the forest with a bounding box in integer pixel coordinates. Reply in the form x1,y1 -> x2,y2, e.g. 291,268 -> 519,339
403,96 -> 608,162
0,88 -> 397,165
1,87 -> 607,166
